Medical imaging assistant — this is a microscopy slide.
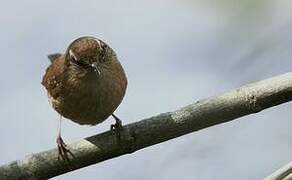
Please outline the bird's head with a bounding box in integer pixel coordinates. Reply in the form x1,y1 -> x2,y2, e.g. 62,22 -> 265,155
65,36 -> 112,75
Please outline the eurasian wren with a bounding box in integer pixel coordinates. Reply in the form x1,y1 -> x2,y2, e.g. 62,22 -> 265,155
42,36 -> 127,160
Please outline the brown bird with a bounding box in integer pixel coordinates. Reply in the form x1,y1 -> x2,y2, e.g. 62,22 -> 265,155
42,36 -> 127,160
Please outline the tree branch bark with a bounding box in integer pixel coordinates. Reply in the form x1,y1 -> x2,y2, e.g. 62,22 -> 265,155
1,72 -> 292,179
264,161 -> 292,180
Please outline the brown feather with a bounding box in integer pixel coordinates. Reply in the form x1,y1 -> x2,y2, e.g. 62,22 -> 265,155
42,37 -> 127,125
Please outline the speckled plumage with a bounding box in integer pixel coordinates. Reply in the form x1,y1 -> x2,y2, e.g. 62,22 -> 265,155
42,37 -> 127,125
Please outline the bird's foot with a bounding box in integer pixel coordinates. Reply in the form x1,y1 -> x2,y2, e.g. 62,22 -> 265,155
110,114 -> 123,131
56,136 -> 74,161
110,114 -> 123,142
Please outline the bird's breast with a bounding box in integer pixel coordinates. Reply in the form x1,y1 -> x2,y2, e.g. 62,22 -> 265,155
52,64 -> 127,125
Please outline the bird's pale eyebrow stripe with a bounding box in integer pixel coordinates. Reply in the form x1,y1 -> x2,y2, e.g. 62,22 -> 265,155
94,38 -> 102,49
69,49 -> 77,60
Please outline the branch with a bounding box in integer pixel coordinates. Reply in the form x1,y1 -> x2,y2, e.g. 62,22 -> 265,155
1,72 -> 292,179
264,161 -> 292,180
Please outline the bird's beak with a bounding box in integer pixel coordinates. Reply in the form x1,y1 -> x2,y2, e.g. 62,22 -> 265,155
91,63 -> 101,76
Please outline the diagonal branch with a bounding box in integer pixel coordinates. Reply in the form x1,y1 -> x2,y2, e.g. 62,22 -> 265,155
1,72 -> 292,179
264,161 -> 292,180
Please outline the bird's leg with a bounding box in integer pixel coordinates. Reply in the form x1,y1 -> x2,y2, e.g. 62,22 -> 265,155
56,115 -> 74,161
110,114 -> 123,142
110,114 -> 123,131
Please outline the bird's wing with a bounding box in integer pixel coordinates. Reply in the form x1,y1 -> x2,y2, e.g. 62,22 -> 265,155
42,57 -> 65,99
47,53 -> 62,63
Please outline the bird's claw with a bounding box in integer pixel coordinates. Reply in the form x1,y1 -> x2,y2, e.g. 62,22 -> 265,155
110,114 -> 123,131
57,136 -> 74,162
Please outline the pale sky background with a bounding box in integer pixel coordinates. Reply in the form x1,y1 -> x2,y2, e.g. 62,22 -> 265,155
1,0 -> 292,179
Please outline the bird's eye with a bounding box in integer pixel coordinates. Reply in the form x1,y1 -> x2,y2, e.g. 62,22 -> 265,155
76,60 -> 88,67
69,49 -> 88,67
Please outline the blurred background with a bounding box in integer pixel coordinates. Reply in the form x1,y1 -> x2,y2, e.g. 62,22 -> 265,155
1,0 -> 292,179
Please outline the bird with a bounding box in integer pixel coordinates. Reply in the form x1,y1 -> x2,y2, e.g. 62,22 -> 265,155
42,36 -> 128,160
